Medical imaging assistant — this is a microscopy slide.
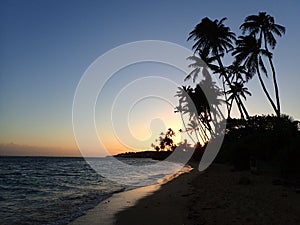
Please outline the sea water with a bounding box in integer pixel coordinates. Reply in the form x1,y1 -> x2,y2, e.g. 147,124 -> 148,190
0,156 -> 183,225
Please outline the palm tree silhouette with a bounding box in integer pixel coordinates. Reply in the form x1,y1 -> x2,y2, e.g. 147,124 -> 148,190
226,81 -> 251,118
175,85 -> 210,144
188,17 -> 249,119
175,70 -> 224,145
225,63 -> 252,118
226,63 -> 252,83
240,12 -> 285,117
232,35 -> 278,115
188,17 -> 235,57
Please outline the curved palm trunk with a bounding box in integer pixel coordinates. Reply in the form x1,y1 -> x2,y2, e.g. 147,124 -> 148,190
268,57 -> 280,117
197,117 -> 210,142
198,123 -> 209,143
179,111 -> 197,144
228,98 -> 234,119
237,100 -> 245,119
238,96 -> 249,119
264,40 -> 281,117
252,32 -> 280,118
216,57 -> 250,119
221,76 -> 231,118
256,63 -> 278,114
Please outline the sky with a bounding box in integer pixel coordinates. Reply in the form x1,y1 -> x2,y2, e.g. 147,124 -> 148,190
0,0 -> 299,156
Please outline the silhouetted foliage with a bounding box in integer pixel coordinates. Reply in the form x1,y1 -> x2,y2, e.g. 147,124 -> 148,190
216,115 -> 300,175
187,17 -> 250,119
151,128 -> 177,151
239,12 -> 286,117
115,151 -> 172,161
186,12 -> 285,119
175,73 -> 224,145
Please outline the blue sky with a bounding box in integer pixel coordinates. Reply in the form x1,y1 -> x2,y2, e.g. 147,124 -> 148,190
0,0 -> 299,156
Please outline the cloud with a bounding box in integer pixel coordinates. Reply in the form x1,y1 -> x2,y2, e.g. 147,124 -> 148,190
0,143 -> 81,157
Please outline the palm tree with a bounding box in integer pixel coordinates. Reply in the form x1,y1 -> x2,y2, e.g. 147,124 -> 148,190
226,81 -> 252,118
175,86 -> 199,144
176,85 -> 211,140
226,63 -> 253,83
175,67 -> 225,145
188,17 -> 235,57
185,55 -> 218,83
232,35 -> 278,114
225,64 -> 252,118
188,17 -> 250,119
240,12 -> 285,117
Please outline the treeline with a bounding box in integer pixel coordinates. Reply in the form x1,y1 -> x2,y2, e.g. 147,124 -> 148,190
216,115 -> 300,176
115,150 -> 172,160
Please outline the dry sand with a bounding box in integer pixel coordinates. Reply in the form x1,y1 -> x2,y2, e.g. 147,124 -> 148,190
185,164 -> 300,225
70,164 -> 300,225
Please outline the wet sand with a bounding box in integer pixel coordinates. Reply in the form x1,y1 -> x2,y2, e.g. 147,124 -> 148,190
70,164 -> 300,225
70,166 -> 191,225
69,184 -> 160,225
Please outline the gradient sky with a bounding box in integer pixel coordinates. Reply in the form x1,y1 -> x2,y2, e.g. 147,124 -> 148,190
0,0 -> 299,156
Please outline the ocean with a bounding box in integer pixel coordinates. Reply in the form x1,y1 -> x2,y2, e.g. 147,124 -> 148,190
0,156 -> 184,225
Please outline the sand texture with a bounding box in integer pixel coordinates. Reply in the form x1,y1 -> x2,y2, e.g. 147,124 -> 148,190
70,164 -> 300,225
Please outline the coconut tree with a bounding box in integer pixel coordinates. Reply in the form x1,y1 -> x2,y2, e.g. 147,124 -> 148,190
188,17 -> 250,119
226,81 -> 252,119
240,12 -> 285,117
225,63 -> 252,119
232,35 -> 278,114
188,17 -> 235,58
175,85 -> 211,144
226,63 -> 253,83
175,86 -> 199,144
185,54 -> 219,83
175,67 -> 225,145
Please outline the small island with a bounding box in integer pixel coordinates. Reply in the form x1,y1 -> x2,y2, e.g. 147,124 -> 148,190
114,150 -> 172,160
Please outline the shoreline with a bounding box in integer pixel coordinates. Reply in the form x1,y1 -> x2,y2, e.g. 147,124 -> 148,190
70,163 -> 300,225
114,164 -> 199,225
69,183 -> 160,225
69,165 -> 193,225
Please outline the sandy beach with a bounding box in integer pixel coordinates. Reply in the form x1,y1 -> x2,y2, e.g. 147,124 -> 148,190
70,164 -> 300,225
69,184 -> 160,225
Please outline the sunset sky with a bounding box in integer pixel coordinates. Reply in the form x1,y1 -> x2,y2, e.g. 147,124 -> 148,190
1,0 -> 299,156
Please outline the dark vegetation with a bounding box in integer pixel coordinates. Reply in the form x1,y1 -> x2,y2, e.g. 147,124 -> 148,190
151,128 -> 177,152
115,150 -> 172,161
177,12 -> 300,178
115,129 -> 176,160
185,12 -> 285,121
216,115 -> 300,177
117,12 -> 299,179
